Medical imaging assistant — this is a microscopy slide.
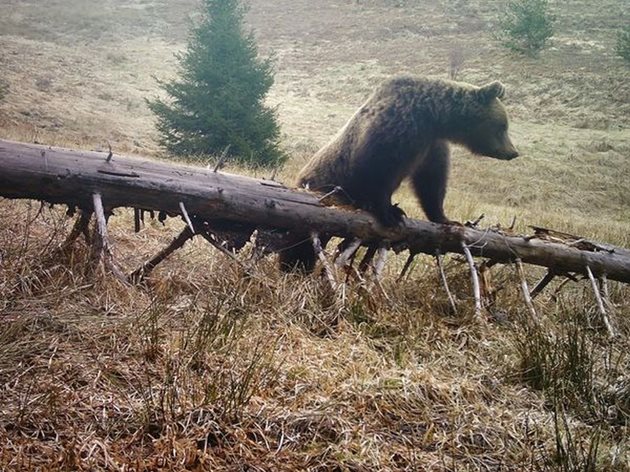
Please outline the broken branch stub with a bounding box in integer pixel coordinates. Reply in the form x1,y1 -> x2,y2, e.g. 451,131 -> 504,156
129,226 -> 195,283
90,193 -> 128,283
462,242 -> 483,319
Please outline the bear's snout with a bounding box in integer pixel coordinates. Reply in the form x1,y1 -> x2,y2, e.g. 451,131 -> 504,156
504,149 -> 519,160
497,141 -> 519,160
489,148 -> 519,160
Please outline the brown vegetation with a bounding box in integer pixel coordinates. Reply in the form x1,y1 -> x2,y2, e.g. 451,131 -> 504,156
1,0 -> 629,470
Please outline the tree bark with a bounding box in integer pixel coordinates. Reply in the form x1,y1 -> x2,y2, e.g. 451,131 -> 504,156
1,138 -> 629,283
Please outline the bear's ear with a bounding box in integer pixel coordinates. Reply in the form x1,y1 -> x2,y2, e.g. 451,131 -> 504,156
476,81 -> 506,103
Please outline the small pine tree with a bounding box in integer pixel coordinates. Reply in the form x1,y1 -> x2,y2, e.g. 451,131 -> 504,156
147,0 -> 285,167
615,25 -> 630,63
496,0 -> 555,56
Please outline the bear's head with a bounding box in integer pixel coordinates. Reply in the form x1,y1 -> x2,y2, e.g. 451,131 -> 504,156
457,81 -> 519,160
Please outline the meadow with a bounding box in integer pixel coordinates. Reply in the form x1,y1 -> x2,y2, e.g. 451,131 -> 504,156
0,0 -> 629,469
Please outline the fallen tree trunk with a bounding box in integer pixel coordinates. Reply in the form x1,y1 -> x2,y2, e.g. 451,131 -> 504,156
1,138 -> 630,284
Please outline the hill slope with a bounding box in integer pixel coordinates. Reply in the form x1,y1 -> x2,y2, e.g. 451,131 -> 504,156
0,1 -> 629,470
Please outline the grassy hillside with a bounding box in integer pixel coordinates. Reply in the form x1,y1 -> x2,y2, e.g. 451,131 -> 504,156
1,0 -> 629,470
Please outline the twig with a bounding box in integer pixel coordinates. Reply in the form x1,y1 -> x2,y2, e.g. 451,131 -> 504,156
465,213 -> 485,228
358,244 -> 377,274
354,242 -> 391,301
90,195 -> 106,264
129,226 -> 195,283
347,264 -> 366,285
179,201 -> 196,234
311,232 -> 337,289
550,275 -> 577,302
334,238 -> 362,268
370,244 -> 391,301
318,186 -> 343,203
359,243 -> 391,302
478,261 -> 497,308
213,145 -> 231,172
567,238 -> 586,247
435,251 -> 457,314
515,258 -> 537,319
199,232 -> 250,274
134,208 -> 142,233
91,193 -> 127,283
341,240 -> 362,283
397,251 -> 416,281
373,244 -> 389,280
105,142 -> 113,163
586,266 -> 617,338
599,274 -> 611,309
59,209 -> 93,252
461,242 -> 483,319
508,216 -> 517,231
530,270 -> 555,300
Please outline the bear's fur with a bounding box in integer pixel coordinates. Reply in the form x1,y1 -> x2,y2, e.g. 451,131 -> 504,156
279,76 -> 519,272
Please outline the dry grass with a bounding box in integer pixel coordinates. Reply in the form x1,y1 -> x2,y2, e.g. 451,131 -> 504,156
1,201 -> 629,470
1,0 -> 629,470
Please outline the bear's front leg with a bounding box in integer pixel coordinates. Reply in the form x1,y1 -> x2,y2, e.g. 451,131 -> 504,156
411,140 -> 452,224
370,200 -> 407,227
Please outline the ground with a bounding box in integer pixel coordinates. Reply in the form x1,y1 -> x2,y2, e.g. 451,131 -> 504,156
0,0 -> 629,470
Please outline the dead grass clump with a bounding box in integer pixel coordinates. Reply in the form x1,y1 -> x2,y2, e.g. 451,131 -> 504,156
508,287 -> 630,469
1,0 -> 630,468
512,305 -> 629,419
1,199 -> 629,469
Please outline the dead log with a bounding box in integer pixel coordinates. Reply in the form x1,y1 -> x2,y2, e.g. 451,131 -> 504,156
1,139 -> 630,284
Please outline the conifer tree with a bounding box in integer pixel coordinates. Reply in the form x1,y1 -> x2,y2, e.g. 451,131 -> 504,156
616,25 -> 630,63
495,0 -> 555,56
147,0 -> 285,167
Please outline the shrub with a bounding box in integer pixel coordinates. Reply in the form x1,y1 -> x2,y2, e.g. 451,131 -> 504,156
615,25 -> 630,63
495,0 -> 555,56
147,0 -> 286,167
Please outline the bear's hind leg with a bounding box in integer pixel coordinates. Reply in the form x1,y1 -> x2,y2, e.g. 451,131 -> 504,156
278,234 -> 316,273
411,140 -> 451,224
278,233 -> 332,273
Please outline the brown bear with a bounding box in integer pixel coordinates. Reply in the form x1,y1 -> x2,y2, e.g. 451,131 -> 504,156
279,75 -> 519,271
